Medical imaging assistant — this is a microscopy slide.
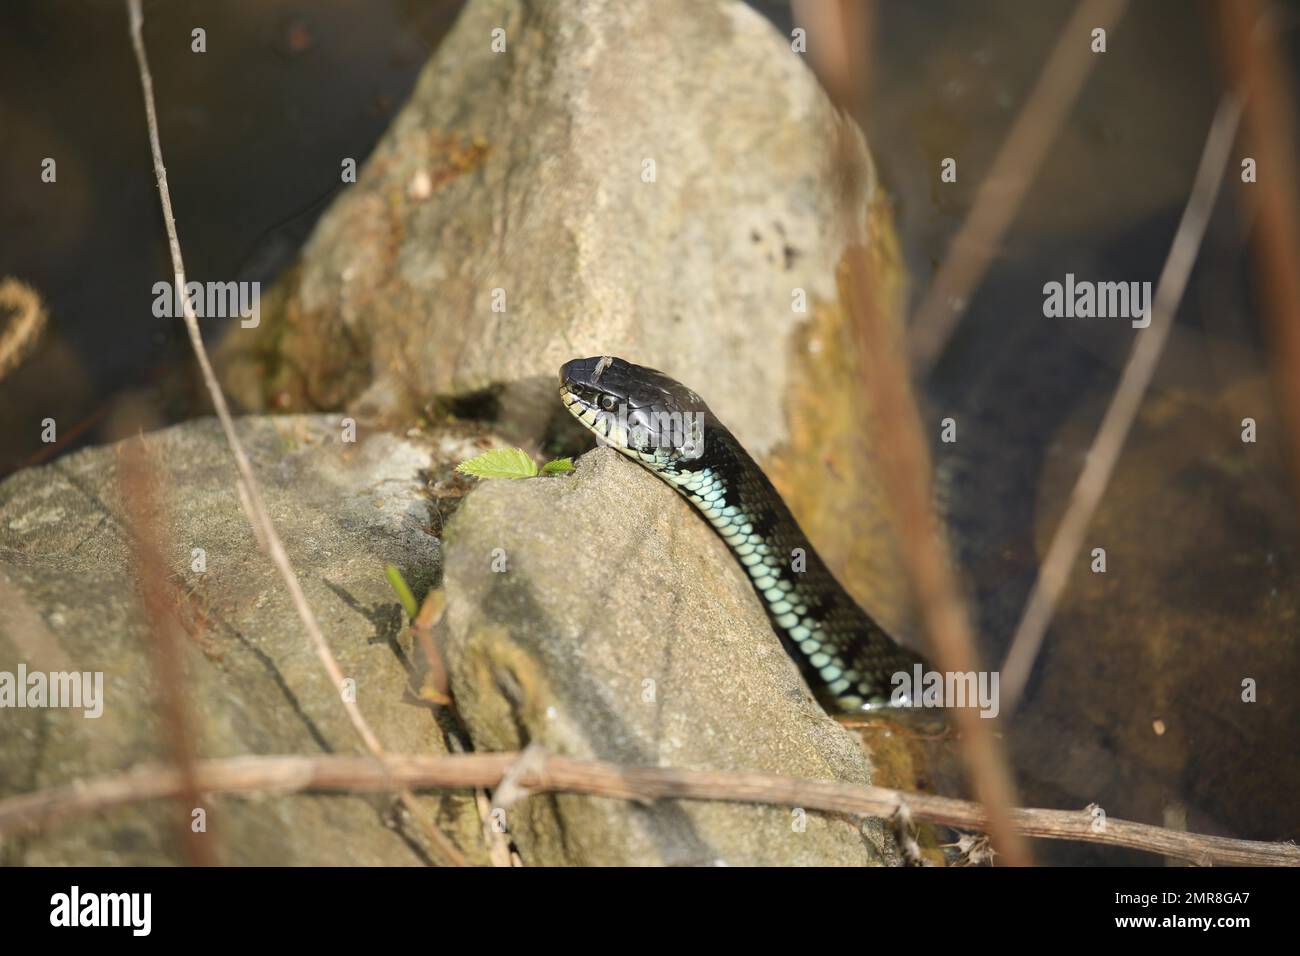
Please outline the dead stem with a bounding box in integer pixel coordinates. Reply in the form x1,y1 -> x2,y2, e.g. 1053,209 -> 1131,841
123,0 -> 465,866
799,0 -> 1031,866
999,95 -> 1242,712
1218,0 -> 1300,510
119,431 -> 219,865
906,0 -> 1130,374
2,752 -> 1295,866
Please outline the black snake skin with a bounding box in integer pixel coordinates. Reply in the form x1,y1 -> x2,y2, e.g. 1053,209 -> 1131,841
559,355 -> 926,710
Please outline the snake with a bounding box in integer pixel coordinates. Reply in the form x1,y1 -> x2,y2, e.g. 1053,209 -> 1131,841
559,355 -> 927,711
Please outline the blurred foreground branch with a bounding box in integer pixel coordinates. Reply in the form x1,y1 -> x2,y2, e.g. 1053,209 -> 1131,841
800,0 -> 1030,866
119,435 -> 217,866
124,0 -> 465,865
999,95 -> 1242,712
906,0 -> 1130,373
0,277 -> 47,382
1,753 -> 1295,866
1219,0 -> 1300,510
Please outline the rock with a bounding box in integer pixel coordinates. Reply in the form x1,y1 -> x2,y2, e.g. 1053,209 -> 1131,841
219,0 -> 919,639
1012,379 -> 1300,848
1,416 -> 907,865
0,415 -> 488,865
440,447 -> 897,865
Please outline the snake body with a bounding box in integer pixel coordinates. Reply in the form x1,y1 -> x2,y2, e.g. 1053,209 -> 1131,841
559,355 -> 925,711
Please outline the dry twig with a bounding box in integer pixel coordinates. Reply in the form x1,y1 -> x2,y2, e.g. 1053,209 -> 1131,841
123,0 -> 464,865
999,95 -> 1243,712
906,0 -> 1130,373
800,0 -> 1030,866
0,277 -> 47,382
119,435 -> 218,866
1,752 -> 1295,866
1218,0 -> 1300,509
412,587 -> 452,705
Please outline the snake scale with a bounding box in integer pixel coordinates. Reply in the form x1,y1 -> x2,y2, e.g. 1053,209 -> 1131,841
560,355 -> 926,711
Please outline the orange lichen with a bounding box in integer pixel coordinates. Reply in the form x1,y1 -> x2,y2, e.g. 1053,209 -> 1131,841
766,194 -> 918,641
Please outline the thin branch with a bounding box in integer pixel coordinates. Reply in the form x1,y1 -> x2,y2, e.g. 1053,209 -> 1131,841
412,587 -> 452,706
789,0 -> 874,109
906,0 -> 1130,374
474,787 -> 513,868
1,753 -> 1294,866
842,238 -> 1030,866
445,727 -> 512,867
122,0 -> 379,762
0,571 -> 73,673
799,0 -> 1030,866
123,0 -> 465,866
1218,0 -> 1300,509
999,95 -> 1243,713
120,434 -> 219,866
0,277 -> 48,382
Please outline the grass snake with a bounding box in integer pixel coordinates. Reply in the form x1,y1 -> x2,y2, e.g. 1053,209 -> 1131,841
560,355 -> 926,711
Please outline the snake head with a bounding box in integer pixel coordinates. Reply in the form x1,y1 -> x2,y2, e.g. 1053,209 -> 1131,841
559,356 -> 709,463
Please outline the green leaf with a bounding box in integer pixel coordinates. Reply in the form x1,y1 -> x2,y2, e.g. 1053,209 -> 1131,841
541,457 -> 574,475
455,447 -> 539,479
384,564 -> 419,620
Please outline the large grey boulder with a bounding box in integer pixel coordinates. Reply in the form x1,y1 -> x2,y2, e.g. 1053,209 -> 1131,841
0,415 -> 486,865
1,419 -> 902,866
220,0 -> 919,639
0,0 -> 930,866
440,448 -> 897,865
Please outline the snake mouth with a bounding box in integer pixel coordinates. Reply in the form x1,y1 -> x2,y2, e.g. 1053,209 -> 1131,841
557,380 -> 598,426
559,355 -> 637,452
558,380 -> 640,459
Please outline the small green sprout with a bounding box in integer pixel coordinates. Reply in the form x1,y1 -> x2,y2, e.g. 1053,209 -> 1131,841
384,564 -> 419,620
455,448 -> 573,479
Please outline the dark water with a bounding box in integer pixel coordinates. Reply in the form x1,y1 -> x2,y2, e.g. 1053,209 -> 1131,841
1,0 -> 1296,864
0,0 -> 461,471
871,0 -> 1299,863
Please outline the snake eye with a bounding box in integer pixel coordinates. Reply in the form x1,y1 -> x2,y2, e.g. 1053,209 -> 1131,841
599,394 -> 617,412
